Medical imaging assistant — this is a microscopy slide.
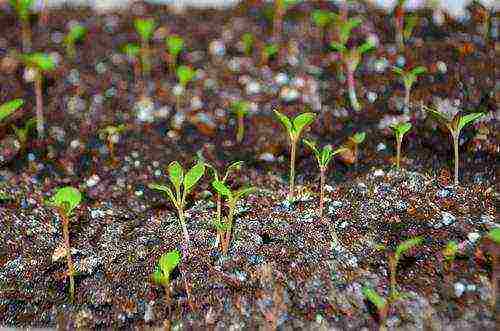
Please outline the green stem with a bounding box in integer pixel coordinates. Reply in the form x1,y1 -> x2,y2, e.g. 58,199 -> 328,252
178,204 -> 190,248
453,132 -> 459,186
404,86 -> 411,112
236,114 -> 245,143
347,69 -> 360,111
289,140 -> 297,200
61,211 -> 75,302
396,136 -> 402,169
319,167 -> 325,217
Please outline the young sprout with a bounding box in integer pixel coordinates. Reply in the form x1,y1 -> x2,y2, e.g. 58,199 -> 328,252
392,65 -> 426,111
230,100 -> 250,143
261,43 -> 279,65
388,237 -> 423,301
165,35 -> 184,74
11,117 -> 36,153
99,124 -> 127,167
9,0 -> 33,52
389,122 -> 412,169
273,110 -> 316,199
204,161 -> 244,250
121,43 -> 142,91
311,10 -> 336,46
0,98 -> 24,123
149,161 -> 205,249
442,240 -> 458,281
272,0 -> 299,43
49,186 -> 82,302
330,37 -> 375,111
211,180 -> 255,255
303,139 -> 347,217
403,14 -> 419,43
64,23 -> 87,59
133,18 -> 156,77
241,32 -> 254,57
423,106 -> 484,185
20,53 -> 56,140
362,286 -> 388,325
175,65 -> 196,111
151,249 -> 181,319
339,131 -> 366,165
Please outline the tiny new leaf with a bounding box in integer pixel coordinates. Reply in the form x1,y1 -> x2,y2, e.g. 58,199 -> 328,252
168,161 -> 184,193
166,35 -> 184,57
0,99 -> 24,122
350,132 -> 366,144
395,237 -> 423,262
21,53 -> 56,72
134,18 -> 156,41
177,65 -> 196,87
183,162 -> 205,194
362,286 -> 387,311
51,186 -> 82,216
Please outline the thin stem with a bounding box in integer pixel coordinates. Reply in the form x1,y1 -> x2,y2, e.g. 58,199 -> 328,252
178,206 -> 191,248
236,114 -> 244,143
223,201 -> 236,255
21,19 -> 31,53
389,254 -> 397,301
289,140 -> 297,199
453,132 -> 459,186
404,86 -> 411,112
61,211 -> 75,302
214,194 -> 221,249
347,69 -> 360,111
319,167 -> 325,218
396,136 -> 402,169
34,72 -> 45,140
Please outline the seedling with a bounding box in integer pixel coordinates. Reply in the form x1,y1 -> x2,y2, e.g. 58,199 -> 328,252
273,110 -> 316,199
230,100 -> 250,143
303,139 -> 346,217
423,105 -> 484,185
442,240 -> 458,281
389,122 -> 412,169
339,131 -> 366,165
151,249 -> 181,320
392,66 -> 426,111
211,180 -> 255,255
241,32 -> 254,57
121,43 -> 142,90
149,161 -> 205,248
311,10 -> 336,46
64,23 -> 87,59
20,53 -> 56,139
98,124 -> 127,166
0,99 -> 24,123
165,35 -> 184,74
204,160 -> 243,249
9,0 -> 33,52
175,65 -> 196,111
403,14 -> 419,43
362,286 -> 388,325
261,43 -> 279,65
11,117 -> 36,153
272,0 -> 300,43
388,237 -> 423,301
49,186 -> 82,302
330,34 -> 375,111
133,18 -> 156,77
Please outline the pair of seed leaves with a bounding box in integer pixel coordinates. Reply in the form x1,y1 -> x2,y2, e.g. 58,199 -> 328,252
49,186 -> 82,217
424,106 -> 484,136
392,65 -> 426,89
273,110 -> 316,143
151,250 -> 181,287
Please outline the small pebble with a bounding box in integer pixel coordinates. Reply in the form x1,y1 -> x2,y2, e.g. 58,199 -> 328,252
454,282 -> 465,298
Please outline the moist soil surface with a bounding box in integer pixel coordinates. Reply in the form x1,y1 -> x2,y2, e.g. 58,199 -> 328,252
0,1 -> 498,330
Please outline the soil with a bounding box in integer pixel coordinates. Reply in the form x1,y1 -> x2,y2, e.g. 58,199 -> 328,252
0,1 -> 498,330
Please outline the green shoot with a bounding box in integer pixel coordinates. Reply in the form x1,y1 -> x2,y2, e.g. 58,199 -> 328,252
274,110 -> 316,199
204,160 -> 244,250
389,237 -> 423,301
262,43 -> 279,65
133,18 -> 156,77
9,0 -> 33,52
64,24 -> 87,59
488,228 -> 500,245
230,100 -> 250,143
211,180 -> 255,255
149,161 -> 205,249
20,53 -> 56,140
303,139 -> 347,217
49,186 -> 82,302
241,32 -> 254,56
99,124 -> 127,166
166,35 -> 184,74
423,105 -> 484,185
442,241 -> 458,278
151,249 -> 181,319
0,99 -> 24,123
362,286 -> 388,323
389,122 -> 412,169
177,65 -> 196,89
403,14 -> 419,42
392,65 -> 426,110
330,37 -> 375,111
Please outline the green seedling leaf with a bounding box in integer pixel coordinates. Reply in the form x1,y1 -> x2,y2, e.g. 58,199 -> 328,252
21,53 -> 56,72
362,286 -> 387,311
395,237 -> 423,262
166,35 -> 184,57
357,40 -> 375,55
321,146 -> 348,167
423,105 -> 449,125
392,66 -> 404,75
9,0 -> 33,21
403,14 -> 419,40
339,17 -> 362,44
212,180 -> 232,198
0,99 -> 24,122
231,100 -> 250,116
183,162 -> 205,194
168,161 -> 184,193
100,124 -> 126,136
159,249 -> 181,276
410,65 -> 426,76
242,32 -> 253,55
65,24 -> 87,44
134,18 -> 156,42
292,112 -> 316,137
263,43 -> 279,58
212,218 -> 229,231
487,228 -> 500,245
148,183 -> 176,204
442,241 -> 458,262
303,139 -> 320,158
273,110 -> 293,136
176,65 -> 196,87
350,132 -> 366,145
329,41 -> 347,53
50,186 -> 82,216
390,122 -> 412,137
122,43 -> 140,59
457,112 -> 484,132
223,161 -> 244,181
151,267 -> 167,286
311,10 -> 335,28
11,117 -> 36,143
